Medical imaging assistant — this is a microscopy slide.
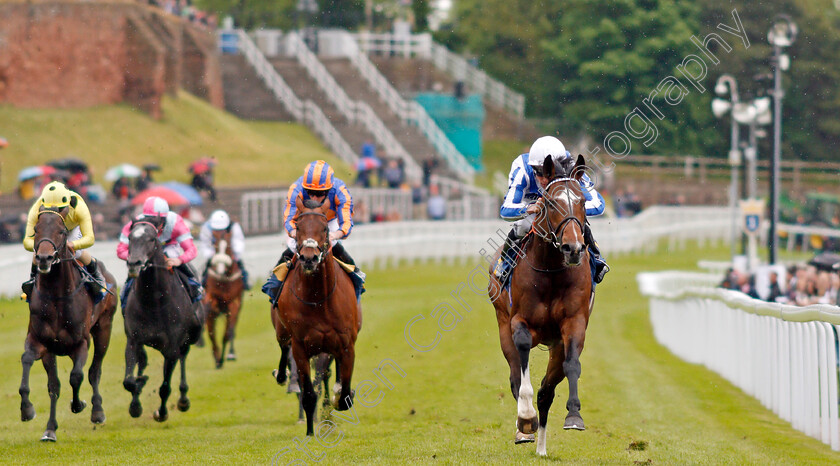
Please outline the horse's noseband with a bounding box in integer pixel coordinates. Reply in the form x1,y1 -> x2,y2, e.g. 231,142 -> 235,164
295,211 -> 330,265
538,179 -> 584,250
34,210 -> 69,264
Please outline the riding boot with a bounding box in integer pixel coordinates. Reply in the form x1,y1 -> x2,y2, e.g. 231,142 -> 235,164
236,259 -> 250,290
201,259 -> 211,287
494,228 -> 521,280
21,263 -> 37,299
85,258 -> 108,304
177,263 -> 204,303
331,242 -> 366,298
584,223 -> 609,284
261,248 -> 295,305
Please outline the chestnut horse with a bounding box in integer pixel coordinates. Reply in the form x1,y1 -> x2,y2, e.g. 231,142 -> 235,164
489,155 -> 593,456
203,227 -> 244,368
19,206 -> 117,442
122,218 -> 204,422
271,198 -> 359,436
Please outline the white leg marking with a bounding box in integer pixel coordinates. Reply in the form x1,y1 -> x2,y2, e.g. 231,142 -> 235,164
536,426 -> 547,456
517,365 -> 536,420
333,382 -> 341,395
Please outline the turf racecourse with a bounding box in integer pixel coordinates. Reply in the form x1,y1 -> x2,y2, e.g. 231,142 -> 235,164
1,243 -> 839,464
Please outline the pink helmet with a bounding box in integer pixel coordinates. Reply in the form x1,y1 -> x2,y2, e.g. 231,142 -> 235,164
142,196 -> 170,217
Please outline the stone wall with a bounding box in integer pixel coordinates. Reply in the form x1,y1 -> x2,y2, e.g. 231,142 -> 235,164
0,1 -> 223,117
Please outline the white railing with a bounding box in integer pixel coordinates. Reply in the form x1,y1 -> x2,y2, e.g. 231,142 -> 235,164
232,29 -> 358,166
638,271 -> 840,451
352,32 -> 525,118
779,223 -> 840,253
0,206 -> 735,299
338,32 -> 476,182
280,32 -> 422,183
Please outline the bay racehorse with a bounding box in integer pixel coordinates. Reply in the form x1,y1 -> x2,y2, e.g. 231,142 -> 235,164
489,155 -> 593,456
122,218 -> 204,422
19,206 -> 118,441
271,197 -> 359,436
203,227 -> 244,368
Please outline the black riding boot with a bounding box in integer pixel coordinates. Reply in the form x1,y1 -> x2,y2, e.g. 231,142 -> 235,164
177,263 -> 204,302
22,263 -> 37,297
262,248 -> 296,304
236,259 -> 250,290
331,242 -> 366,297
85,258 -> 106,290
494,228 -> 521,280
201,259 -> 211,287
584,223 -> 609,284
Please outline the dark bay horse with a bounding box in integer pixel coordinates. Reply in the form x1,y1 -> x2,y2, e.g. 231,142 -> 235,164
271,197 -> 359,436
122,218 -> 204,422
489,155 -> 593,456
203,227 -> 244,368
19,206 -> 117,442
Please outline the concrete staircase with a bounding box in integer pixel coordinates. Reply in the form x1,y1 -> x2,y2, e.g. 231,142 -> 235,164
370,56 -> 539,142
220,54 -> 292,121
321,57 -> 438,167
268,57 -> 373,159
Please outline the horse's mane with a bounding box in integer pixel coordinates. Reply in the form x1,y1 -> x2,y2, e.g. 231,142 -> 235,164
553,156 -> 576,179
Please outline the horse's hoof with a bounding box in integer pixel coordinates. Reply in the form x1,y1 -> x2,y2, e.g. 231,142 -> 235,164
514,431 -> 535,444
21,404 -> 36,422
177,398 -> 190,412
41,430 -> 56,442
91,410 -> 106,424
517,416 -> 538,435
334,390 -> 355,411
563,414 -> 585,430
226,353 -> 236,361
71,400 -> 87,414
153,409 -> 168,422
215,360 -> 224,369
272,369 -> 287,386
129,401 -> 143,418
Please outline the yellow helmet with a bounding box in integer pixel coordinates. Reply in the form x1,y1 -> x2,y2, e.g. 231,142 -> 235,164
40,181 -> 71,208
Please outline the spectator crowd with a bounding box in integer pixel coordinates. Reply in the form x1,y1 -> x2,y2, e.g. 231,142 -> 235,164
720,263 -> 840,307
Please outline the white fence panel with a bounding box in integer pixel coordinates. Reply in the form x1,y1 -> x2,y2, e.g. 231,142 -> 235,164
639,271 -> 840,451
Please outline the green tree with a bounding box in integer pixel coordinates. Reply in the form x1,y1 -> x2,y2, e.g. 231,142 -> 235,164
194,0 -> 296,29
412,0 -> 431,32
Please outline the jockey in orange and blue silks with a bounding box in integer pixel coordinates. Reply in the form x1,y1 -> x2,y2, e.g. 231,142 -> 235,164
494,136 -> 609,287
262,160 -> 365,304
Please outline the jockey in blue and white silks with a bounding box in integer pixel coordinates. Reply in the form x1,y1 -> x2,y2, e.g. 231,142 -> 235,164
495,136 -> 609,286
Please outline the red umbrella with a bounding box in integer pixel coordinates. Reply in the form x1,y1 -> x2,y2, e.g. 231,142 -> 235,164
132,186 -> 189,206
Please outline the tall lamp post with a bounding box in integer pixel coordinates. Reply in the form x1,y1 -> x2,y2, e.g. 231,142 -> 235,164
712,75 -> 741,259
767,15 -> 798,264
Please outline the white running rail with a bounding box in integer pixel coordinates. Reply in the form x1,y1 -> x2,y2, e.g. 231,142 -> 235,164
282,32 -> 422,183
233,29 -> 358,166
638,271 -> 840,451
352,31 -> 525,118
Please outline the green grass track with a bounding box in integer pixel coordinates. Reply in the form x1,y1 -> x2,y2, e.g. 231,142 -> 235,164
1,243 -> 838,464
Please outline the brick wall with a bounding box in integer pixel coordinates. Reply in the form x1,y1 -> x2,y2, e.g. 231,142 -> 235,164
0,1 -> 223,117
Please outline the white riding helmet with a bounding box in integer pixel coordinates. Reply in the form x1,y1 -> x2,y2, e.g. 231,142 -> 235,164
208,210 -> 231,230
527,136 -> 567,167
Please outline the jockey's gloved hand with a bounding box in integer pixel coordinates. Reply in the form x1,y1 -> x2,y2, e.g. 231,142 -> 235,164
329,231 -> 343,242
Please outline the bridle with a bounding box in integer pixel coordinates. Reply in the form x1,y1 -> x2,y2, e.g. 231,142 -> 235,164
34,210 -> 71,265
535,178 -> 584,250
295,211 -> 331,265
129,221 -> 168,272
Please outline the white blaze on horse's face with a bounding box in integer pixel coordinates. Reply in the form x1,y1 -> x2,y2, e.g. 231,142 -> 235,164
214,239 -> 229,275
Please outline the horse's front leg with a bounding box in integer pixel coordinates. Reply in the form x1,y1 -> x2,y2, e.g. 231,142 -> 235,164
69,340 -> 89,414
562,315 -> 587,431
177,345 -> 192,412
292,341 -> 317,436
535,345 -> 566,456
206,306 -> 222,368
123,338 -> 147,418
20,336 -> 44,422
334,346 -> 355,412
153,356 -> 178,422
512,319 -> 538,437
224,300 -> 241,361
41,353 -> 60,442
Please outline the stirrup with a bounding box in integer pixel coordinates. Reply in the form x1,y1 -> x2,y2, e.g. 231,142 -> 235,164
594,262 -> 610,284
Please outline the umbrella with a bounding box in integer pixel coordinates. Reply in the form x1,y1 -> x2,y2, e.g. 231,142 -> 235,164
18,165 -> 56,182
0,137 -> 8,149
47,157 -> 88,173
131,186 -> 189,207
104,163 -> 143,182
809,253 -> 840,272
142,164 -> 161,172
357,156 -> 382,171
160,181 -> 203,206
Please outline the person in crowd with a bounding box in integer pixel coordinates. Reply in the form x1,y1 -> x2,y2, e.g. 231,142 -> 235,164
21,181 -> 108,302
426,184 -> 446,220
383,159 -> 403,188
116,196 -> 203,303
198,209 -> 249,290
